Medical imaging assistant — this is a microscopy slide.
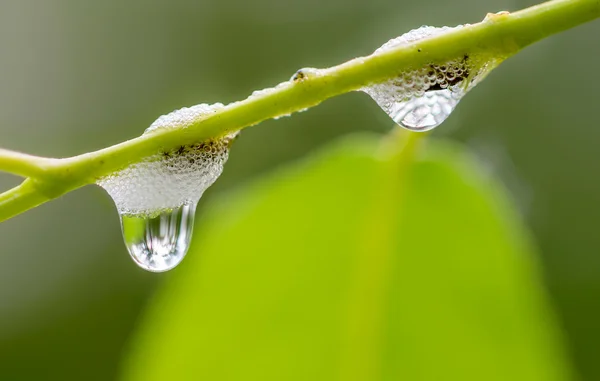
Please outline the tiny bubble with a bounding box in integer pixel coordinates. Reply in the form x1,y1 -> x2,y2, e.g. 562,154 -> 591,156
290,67 -> 321,82
292,70 -> 306,82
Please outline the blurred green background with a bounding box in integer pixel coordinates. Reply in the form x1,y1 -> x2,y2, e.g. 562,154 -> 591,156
0,0 -> 599,380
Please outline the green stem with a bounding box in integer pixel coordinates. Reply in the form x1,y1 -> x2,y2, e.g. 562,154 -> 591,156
0,149 -> 53,179
0,0 -> 598,222
0,179 -> 50,219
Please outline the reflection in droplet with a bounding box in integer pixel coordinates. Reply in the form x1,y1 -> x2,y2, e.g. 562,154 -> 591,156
362,25 -> 498,131
380,88 -> 460,131
121,203 -> 196,272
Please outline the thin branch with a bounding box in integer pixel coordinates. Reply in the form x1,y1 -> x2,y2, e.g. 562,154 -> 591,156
0,149 -> 53,179
0,0 -> 598,222
0,180 -> 50,220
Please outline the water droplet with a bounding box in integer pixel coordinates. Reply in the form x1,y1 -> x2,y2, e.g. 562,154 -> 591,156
484,11 -> 510,22
121,203 -> 196,272
291,67 -> 321,82
98,104 -> 237,272
381,89 -> 460,130
273,113 -> 291,120
249,81 -> 292,99
362,25 -> 498,132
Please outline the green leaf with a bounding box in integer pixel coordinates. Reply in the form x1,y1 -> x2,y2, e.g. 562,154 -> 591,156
121,133 -> 572,381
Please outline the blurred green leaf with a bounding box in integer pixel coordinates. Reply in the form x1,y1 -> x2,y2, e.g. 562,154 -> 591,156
121,133 -> 572,381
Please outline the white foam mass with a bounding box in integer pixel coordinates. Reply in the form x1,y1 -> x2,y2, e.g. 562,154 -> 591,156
98,104 -> 237,216
362,25 -> 495,131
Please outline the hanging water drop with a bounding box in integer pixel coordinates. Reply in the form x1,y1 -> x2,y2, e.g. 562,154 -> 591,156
362,25 -> 499,131
98,103 -> 237,272
121,203 -> 196,272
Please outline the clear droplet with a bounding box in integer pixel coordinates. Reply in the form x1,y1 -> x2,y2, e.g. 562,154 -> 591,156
291,67 -> 321,82
121,203 -> 196,272
379,89 -> 460,131
97,104 -> 237,272
362,25 -> 499,132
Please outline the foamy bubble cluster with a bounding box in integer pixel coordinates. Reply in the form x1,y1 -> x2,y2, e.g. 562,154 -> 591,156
146,103 -> 224,133
362,25 -> 495,131
98,104 -> 237,216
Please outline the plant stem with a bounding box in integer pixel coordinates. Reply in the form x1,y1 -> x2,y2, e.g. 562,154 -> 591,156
0,149 -> 53,179
0,0 -> 598,222
0,179 -> 50,220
